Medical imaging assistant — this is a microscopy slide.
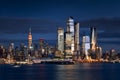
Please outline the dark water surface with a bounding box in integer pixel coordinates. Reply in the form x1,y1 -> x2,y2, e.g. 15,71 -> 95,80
0,63 -> 120,80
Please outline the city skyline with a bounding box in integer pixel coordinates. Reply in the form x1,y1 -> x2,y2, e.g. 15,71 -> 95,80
0,0 -> 120,52
0,2 -> 120,80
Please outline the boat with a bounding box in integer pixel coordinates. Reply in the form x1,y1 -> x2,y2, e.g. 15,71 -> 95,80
13,63 -> 21,68
13,65 -> 21,68
32,58 -> 41,64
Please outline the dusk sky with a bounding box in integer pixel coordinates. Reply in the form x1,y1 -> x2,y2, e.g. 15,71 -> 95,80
0,0 -> 120,52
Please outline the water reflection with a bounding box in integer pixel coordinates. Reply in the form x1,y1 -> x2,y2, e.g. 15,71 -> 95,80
0,63 -> 120,80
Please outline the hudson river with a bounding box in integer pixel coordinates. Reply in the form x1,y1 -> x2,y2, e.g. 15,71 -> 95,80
0,63 -> 120,80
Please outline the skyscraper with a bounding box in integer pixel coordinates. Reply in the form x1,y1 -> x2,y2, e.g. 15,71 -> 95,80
64,32 -> 72,56
82,36 -> 90,60
28,27 -> 32,49
74,22 -> 80,59
66,17 -> 75,54
39,39 -> 45,54
74,22 -> 80,52
57,28 -> 64,54
90,27 -> 97,51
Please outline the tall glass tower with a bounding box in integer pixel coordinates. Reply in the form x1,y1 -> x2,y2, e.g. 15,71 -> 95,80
66,17 -> 74,54
82,36 -> 90,60
90,27 -> 97,51
57,28 -> 64,54
74,22 -> 80,52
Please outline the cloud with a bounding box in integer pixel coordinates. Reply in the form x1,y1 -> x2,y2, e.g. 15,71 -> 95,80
81,18 -> 120,30
0,33 -> 56,40
80,17 -> 120,38
0,17 -> 61,34
98,38 -> 120,43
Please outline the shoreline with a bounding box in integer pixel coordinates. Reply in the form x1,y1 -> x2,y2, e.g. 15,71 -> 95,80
0,58 -> 119,65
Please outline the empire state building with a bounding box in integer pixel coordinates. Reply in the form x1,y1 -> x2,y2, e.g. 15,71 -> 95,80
28,27 -> 32,49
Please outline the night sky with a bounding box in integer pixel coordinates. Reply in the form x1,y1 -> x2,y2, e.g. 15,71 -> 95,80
0,0 -> 120,52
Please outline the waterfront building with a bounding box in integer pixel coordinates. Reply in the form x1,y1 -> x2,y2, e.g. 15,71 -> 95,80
82,36 -> 90,60
110,48 -> 117,60
57,28 -> 64,54
97,47 -> 102,60
28,27 -> 32,49
90,27 -> 97,51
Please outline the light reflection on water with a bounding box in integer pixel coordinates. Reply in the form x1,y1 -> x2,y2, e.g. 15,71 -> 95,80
0,63 -> 120,80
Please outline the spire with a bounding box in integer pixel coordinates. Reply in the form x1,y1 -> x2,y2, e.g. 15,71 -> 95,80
28,27 -> 32,49
29,27 -> 31,32
29,27 -> 31,34
28,27 -> 32,40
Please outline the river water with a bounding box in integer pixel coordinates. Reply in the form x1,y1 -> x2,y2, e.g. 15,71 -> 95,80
0,63 -> 120,80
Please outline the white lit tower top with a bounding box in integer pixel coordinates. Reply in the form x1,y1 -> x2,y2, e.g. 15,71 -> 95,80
90,27 -> 97,51
67,16 -> 74,35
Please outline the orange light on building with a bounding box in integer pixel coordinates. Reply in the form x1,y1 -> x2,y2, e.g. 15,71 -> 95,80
28,27 -> 32,49
28,35 -> 32,40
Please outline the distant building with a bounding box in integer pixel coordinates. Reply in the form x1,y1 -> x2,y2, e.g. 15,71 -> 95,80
57,28 -> 64,54
28,27 -> 32,49
110,48 -> 116,60
66,17 -> 75,54
39,39 -> 45,54
82,36 -> 90,60
10,43 -> 14,49
97,47 -> 102,60
90,27 -> 97,51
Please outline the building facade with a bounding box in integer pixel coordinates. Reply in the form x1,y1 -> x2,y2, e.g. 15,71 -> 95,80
66,17 -> 75,54
64,32 -> 72,56
90,27 -> 97,51
82,36 -> 90,60
74,22 -> 80,52
57,28 -> 64,54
